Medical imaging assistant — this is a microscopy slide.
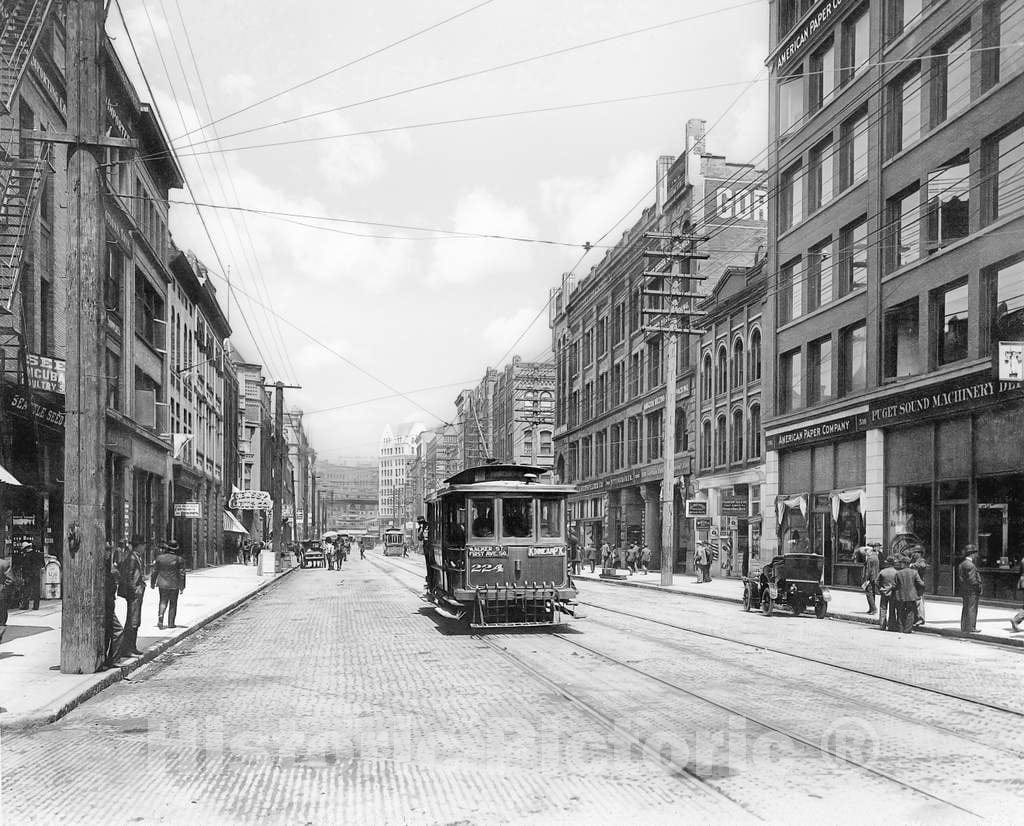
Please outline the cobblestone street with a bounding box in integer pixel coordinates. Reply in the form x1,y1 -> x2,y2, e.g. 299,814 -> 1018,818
4,555 -> 1024,824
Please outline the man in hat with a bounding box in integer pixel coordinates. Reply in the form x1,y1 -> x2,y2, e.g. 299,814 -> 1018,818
114,537 -> 147,658
18,541 -> 44,610
854,543 -> 880,616
150,540 -> 186,629
957,544 -> 983,633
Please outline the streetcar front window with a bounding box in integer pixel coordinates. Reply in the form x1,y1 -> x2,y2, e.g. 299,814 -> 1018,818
470,498 -> 495,538
444,496 -> 467,546
538,498 -> 562,539
501,498 -> 534,539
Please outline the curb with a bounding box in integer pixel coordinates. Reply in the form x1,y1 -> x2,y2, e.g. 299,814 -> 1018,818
576,573 -> 1024,650
1,566 -> 297,732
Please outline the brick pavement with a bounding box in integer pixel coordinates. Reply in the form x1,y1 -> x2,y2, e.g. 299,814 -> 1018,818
572,568 -> 1024,647
0,561 -> 294,728
1,557 -> 750,825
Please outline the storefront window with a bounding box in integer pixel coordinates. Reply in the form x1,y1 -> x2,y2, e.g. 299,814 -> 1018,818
834,496 -> 864,563
777,497 -> 808,552
977,475 -> 1024,569
887,484 -> 932,561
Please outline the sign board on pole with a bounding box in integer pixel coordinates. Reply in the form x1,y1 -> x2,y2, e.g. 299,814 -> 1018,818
720,494 -> 749,517
694,517 -> 713,531
229,490 -> 273,511
685,500 -> 708,517
174,501 -> 202,519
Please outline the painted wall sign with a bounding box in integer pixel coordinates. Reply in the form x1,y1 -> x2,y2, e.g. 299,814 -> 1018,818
705,177 -> 768,226
4,387 -> 65,432
867,371 -> 1024,428
772,0 -> 851,73
685,500 -> 708,517
720,495 -> 750,517
26,353 -> 66,394
174,501 -> 202,519
765,413 -> 867,451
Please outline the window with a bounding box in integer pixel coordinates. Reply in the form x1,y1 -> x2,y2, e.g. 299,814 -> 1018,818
715,414 -> 727,466
674,406 -> 688,453
749,404 -> 762,459
810,38 -> 836,111
779,68 -> 805,133
613,302 -> 625,343
596,373 -> 607,416
569,389 -> 579,427
838,218 -> 868,296
716,345 -> 728,395
582,328 -> 593,367
730,409 -> 744,463
808,238 -> 834,311
106,348 -> 121,410
731,338 -> 744,387
630,287 -> 641,332
808,336 -> 833,405
839,322 -> 867,396
887,66 -> 922,157
925,151 -> 970,252
781,162 -> 803,230
502,498 -> 533,538
779,348 -> 803,412
932,279 -> 969,365
646,410 -> 663,460
39,273 -> 54,356
701,353 -> 713,398
583,382 -> 593,421
569,340 -> 579,376
883,300 -> 921,379
568,442 -> 578,480
627,416 -> 641,465
521,428 -> 534,460
105,246 -> 125,317
840,108 -> 868,190
887,0 -> 928,41
932,26 -> 971,126
887,185 -> 921,271
647,337 -> 662,387
595,429 -> 607,475
982,119 -> 1024,224
984,255 -> 1024,354
779,257 -> 804,324
749,329 -> 762,381
612,361 -> 625,406
841,6 -> 870,83
610,422 -> 624,469
629,352 -> 641,398
135,273 -> 165,349
597,316 -> 608,355
700,419 -> 712,469
539,498 -> 562,538
581,436 -> 592,477
994,0 -> 1024,84
809,137 -> 834,211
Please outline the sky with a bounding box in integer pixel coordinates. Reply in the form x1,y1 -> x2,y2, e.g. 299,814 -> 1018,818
106,0 -> 770,459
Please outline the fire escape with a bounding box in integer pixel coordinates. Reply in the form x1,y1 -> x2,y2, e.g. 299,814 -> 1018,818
0,0 -> 56,469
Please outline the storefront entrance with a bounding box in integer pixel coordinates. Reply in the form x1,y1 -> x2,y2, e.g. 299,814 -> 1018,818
936,503 -> 968,596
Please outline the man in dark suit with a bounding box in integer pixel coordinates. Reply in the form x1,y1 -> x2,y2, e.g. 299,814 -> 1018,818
18,541 -> 44,610
150,540 -> 186,629
115,537 -> 147,657
957,544 -> 982,633
893,557 -> 925,633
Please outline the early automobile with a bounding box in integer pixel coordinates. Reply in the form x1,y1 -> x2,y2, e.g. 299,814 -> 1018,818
742,553 -> 831,618
302,540 -> 326,569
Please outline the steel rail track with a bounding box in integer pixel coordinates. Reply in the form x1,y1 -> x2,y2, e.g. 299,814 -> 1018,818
372,555 -> 983,819
576,588 -> 1024,719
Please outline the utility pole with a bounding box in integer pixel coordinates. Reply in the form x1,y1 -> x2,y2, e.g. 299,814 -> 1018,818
311,472 -> 318,537
62,0 -> 107,674
642,231 -> 709,587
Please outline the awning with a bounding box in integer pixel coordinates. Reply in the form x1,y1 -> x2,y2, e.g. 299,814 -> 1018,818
322,530 -> 339,539
0,462 -> 21,486
223,510 -> 248,535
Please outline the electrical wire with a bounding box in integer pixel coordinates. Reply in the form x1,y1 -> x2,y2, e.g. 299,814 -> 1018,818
173,0 -> 501,142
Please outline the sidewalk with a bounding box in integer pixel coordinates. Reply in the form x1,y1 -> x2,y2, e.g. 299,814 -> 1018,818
574,568 -> 1024,649
0,561 -> 296,730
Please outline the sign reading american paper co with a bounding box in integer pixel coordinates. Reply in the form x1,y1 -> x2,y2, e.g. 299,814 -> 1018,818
765,413 -> 867,451
772,0 -> 851,72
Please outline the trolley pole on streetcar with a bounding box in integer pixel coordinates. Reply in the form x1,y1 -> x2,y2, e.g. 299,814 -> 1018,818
642,231 -> 708,587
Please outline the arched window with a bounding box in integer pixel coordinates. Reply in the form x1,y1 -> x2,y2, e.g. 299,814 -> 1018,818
522,428 -> 533,459
701,419 -> 712,468
539,390 -> 553,410
748,404 -> 762,458
715,414 -> 727,465
732,338 -> 745,388
701,353 -> 713,399
716,345 -> 728,395
731,408 -> 744,462
749,328 -> 762,381
674,406 -> 688,453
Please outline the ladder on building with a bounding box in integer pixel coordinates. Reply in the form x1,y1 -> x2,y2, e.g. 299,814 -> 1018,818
0,0 -> 54,115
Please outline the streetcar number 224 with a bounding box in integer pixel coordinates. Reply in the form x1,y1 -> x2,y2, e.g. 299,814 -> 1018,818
470,563 -> 503,574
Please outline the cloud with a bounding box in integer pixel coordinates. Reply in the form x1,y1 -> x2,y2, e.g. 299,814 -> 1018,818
220,72 -> 257,100
482,306 -> 551,358
426,189 -> 536,286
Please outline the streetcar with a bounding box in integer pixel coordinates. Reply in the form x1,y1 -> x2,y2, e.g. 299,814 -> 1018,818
422,463 -> 581,628
383,527 -> 405,557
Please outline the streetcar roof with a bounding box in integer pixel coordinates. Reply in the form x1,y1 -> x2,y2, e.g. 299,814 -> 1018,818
434,480 -> 575,497
443,463 -> 553,486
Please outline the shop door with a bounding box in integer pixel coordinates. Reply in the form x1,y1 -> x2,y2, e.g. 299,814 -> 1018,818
812,512 -> 833,585
936,504 -> 968,596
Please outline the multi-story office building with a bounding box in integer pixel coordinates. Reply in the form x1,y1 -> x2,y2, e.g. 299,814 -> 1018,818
234,358 -> 273,541
285,408 -> 314,539
453,369 -> 497,472
549,120 -> 766,564
378,422 -> 425,528
492,356 -> 556,467
318,458 -> 377,533
694,259 -> 767,578
167,250 -> 231,567
764,0 -> 1024,597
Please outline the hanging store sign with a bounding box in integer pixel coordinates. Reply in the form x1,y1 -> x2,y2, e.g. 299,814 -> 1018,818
3,386 -> 65,432
685,500 -> 708,517
229,489 -> 273,511
867,371 -> 1024,428
765,413 -> 867,451
694,517 -> 713,531
26,353 -> 66,394
174,501 -> 202,519
720,494 -> 750,518
996,342 -> 1024,382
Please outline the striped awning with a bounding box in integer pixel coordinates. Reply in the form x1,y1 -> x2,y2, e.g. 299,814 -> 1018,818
0,462 -> 21,486
223,510 -> 248,535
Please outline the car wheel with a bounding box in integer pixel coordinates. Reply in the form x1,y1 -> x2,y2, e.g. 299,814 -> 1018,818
742,586 -> 752,611
761,592 -> 773,616
815,600 -> 827,619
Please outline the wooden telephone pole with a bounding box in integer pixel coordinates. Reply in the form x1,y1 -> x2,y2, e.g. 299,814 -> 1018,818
642,232 -> 708,587
61,0 -> 108,673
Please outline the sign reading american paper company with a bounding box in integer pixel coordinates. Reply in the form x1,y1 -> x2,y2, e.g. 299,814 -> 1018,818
765,413 -> 867,451
772,0 -> 851,72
